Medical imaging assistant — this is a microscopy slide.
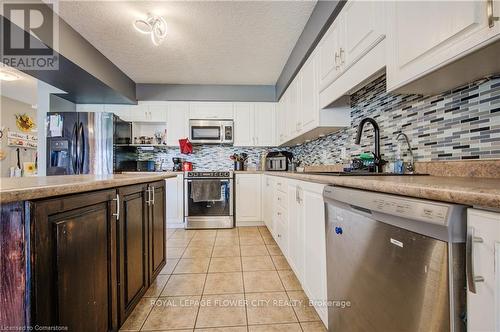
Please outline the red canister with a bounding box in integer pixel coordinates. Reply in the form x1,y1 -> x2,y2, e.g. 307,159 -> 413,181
182,161 -> 193,171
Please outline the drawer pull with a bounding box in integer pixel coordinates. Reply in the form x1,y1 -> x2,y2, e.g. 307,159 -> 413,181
466,226 -> 485,294
113,194 -> 120,220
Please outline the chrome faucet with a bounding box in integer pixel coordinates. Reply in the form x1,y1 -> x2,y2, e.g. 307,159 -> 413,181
355,117 -> 383,173
396,132 -> 415,174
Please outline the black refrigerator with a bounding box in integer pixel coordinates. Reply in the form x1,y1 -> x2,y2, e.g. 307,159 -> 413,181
46,112 -> 114,175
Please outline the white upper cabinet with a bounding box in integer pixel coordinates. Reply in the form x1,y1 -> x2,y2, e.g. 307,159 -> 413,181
188,102 -> 234,119
386,0 -> 500,92
342,0 -> 386,70
277,49 -> 350,147
318,0 -> 386,108
254,103 -> 276,146
319,14 -> 344,91
147,103 -> 168,122
104,104 -> 153,122
286,79 -> 299,138
299,53 -> 319,133
234,102 -> 276,147
103,103 -> 166,122
319,0 -> 386,91
276,97 -> 286,145
165,102 -> 189,145
234,103 -> 254,146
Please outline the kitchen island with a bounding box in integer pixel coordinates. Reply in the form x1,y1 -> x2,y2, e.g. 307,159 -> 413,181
0,173 -> 176,331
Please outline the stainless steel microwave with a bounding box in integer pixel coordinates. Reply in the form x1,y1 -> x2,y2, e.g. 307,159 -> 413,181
189,119 -> 233,144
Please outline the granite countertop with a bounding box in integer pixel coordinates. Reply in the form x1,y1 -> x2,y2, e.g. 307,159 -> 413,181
234,171 -> 500,209
0,173 -> 177,203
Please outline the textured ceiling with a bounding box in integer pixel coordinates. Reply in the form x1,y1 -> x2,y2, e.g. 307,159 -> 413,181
57,1 -> 316,85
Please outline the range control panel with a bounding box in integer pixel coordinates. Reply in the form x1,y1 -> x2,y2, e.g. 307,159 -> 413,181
185,171 -> 232,178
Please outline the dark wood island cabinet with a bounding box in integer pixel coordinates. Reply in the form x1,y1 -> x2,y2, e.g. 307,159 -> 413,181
0,178 -> 167,332
116,181 -> 166,325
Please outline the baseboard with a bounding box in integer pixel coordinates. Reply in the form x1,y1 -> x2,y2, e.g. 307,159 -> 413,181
236,220 -> 265,227
167,223 -> 185,229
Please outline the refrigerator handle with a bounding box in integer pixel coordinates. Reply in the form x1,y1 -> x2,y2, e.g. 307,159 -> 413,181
71,123 -> 78,174
78,122 -> 85,173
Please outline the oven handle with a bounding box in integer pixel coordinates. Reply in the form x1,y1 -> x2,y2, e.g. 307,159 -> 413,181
185,179 -> 230,182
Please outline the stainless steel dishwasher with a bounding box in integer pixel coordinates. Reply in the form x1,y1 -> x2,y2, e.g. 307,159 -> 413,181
323,186 -> 467,332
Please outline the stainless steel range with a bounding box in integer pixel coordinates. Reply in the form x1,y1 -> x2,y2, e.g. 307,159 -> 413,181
184,171 -> 234,229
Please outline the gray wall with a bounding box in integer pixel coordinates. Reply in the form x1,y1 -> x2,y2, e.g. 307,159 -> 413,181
50,94 -> 76,112
275,0 -> 345,99
136,84 -> 276,102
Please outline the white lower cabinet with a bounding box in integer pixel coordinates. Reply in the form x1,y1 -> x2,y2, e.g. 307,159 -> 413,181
266,175 -> 328,326
467,208 -> 500,332
235,174 -> 262,226
165,174 -> 184,228
288,181 -> 305,283
300,182 -> 328,326
262,175 -> 275,235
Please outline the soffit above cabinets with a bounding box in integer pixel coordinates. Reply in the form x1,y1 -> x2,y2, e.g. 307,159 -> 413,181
57,1 -> 316,85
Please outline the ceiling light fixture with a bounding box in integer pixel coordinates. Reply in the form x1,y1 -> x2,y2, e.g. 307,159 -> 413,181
0,67 -> 20,81
134,14 -> 167,46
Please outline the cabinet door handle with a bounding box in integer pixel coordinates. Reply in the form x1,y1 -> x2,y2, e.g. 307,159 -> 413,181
151,186 -> 155,205
113,194 -> 120,220
334,50 -> 340,65
339,47 -> 345,64
466,226 -> 485,294
146,187 -> 151,206
488,0 -> 499,27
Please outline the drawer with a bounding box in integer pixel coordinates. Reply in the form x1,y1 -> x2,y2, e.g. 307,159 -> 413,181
275,179 -> 287,193
275,190 -> 287,209
274,204 -> 287,222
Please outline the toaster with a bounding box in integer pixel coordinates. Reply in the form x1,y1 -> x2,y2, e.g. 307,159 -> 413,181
265,151 -> 293,171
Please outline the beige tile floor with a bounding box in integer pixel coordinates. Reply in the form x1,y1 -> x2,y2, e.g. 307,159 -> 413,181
120,226 -> 327,332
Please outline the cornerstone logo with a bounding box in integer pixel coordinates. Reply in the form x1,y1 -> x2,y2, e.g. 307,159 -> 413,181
1,1 -> 59,70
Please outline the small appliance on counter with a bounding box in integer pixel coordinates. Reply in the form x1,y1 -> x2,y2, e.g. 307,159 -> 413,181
182,161 -> 193,171
265,151 -> 293,171
172,157 -> 184,171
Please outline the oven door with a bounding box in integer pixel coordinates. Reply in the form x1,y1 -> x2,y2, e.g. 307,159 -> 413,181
185,179 -> 233,217
189,120 -> 223,144
184,178 -> 234,229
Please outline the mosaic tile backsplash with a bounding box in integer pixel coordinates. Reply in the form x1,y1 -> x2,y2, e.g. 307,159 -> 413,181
291,74 -> 500,165
117,74 -> 499,171
129,145 -> 280,171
